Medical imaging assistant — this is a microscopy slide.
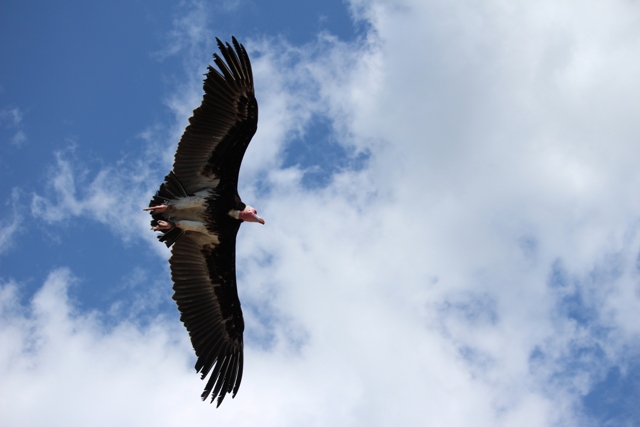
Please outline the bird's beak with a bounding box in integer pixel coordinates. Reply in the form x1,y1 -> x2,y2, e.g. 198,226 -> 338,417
256,215 -> 265,225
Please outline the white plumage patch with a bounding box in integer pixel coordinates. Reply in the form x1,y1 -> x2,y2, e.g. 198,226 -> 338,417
176,220 -> 220,244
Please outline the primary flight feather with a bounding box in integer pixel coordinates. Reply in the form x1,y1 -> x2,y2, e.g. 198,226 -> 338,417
146,37 -> 262,407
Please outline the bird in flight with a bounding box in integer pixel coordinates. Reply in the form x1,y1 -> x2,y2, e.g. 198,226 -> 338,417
146,37 -> 262,407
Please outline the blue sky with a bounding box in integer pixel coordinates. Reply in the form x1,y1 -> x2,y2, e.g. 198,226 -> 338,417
2,1 -> 640,426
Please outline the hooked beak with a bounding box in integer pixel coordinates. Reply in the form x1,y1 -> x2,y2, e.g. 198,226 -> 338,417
246,211 -> 265,224
239,208 -> 265,224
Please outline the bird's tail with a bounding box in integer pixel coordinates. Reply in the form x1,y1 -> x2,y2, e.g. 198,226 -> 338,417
149,171 -> 187,247
152,170 -> 188,203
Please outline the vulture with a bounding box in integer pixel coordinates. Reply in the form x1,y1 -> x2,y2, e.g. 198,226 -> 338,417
146,37 -> 262,407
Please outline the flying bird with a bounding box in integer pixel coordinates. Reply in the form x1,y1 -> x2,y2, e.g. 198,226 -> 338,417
146,37 -> 262,407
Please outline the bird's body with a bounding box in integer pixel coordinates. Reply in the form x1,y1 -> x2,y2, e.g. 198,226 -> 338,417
146,37 -> 262,407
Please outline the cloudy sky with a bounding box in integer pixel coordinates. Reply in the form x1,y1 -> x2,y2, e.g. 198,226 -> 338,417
2,0 -> 640,425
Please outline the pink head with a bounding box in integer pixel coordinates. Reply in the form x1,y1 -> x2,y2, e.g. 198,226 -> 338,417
239,206 -> 265,224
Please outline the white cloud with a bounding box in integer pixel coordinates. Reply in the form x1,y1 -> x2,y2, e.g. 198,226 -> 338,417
0,269 -> 202,427
1,107 -> 27,147
10,130 -> 26,147
240,0 -> 640,424
0,107 -> 23,127
8,0 -> 640,425
0,189 -> 23,255
152,0 -> 214,62
29,146 -> 169,255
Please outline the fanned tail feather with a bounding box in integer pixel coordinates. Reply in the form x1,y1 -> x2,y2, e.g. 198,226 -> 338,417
149,171 -> 189,247
158,226 -> 185,247
152,171 -> 188,202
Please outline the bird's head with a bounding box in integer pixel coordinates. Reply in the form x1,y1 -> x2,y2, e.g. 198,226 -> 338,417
238,205 -> 265,224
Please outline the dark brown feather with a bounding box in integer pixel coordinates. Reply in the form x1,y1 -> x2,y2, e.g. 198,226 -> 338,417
170,232 -> 244,407
172,37 -> 258,194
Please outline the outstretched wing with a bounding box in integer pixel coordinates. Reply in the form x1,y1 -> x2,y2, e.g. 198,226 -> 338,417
169,230 -> 244,407
172,37 -> 258,194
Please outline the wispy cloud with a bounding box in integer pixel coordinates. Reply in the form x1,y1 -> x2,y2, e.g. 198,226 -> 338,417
10,130 -> 26,147
1,107 -> 27,147
29,148 -> 165,254
0,107 -> 23,126
152,0 -> 214,62
0,189 -> 23,255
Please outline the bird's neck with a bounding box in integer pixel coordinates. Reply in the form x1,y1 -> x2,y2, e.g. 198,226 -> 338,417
228,209 -> 241,220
